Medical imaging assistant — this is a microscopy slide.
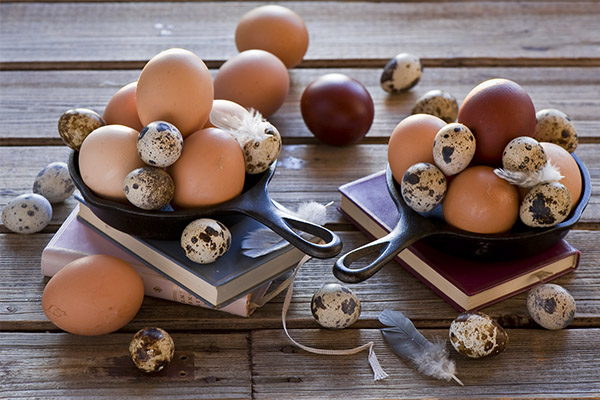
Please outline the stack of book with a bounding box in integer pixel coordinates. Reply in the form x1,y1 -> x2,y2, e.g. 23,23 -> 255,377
42,202 -> 308,317
338,170 -> 580,311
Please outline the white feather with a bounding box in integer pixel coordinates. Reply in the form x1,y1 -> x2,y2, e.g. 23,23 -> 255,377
494,162 -> 563,188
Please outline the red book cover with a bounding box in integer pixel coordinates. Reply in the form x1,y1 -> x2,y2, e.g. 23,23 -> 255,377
338,170 -> 580,311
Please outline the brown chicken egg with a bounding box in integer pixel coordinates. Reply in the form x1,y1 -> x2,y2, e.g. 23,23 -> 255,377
103,81 -> 143,131
213,49 -> 290,117
540,142 -> 582,207
136,48 -> 214,137
235,5 -> 309,68
78,124 -> 146,203
168,127 -> 245,208
443,165 -> 520,234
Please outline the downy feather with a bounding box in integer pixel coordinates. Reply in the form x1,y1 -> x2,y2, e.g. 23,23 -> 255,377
494,161 -> 563,188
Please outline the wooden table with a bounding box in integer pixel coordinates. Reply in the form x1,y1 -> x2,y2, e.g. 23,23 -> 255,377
1,1 -> 599,398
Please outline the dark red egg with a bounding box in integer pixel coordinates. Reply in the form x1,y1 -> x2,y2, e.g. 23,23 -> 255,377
300,73 -> 374,146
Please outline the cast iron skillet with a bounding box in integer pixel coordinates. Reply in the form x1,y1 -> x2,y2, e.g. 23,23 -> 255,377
68,150 -> 342,259
333,154 -> 591,283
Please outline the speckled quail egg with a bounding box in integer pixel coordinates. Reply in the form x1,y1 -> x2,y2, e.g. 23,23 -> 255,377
411,89 -> 459,123
380,53 -> 422,93
123,167 -> 175,210
401,162 -> 447,213
180,218 -> 232,264
449,311 -> 509,358
2,193 -> 52,234
32,161 -> 75,203
236,112 -> 282,174
137,121 -> 184,168
433,123 -> 476,176
527,284 -> 576,330
534,109 -> 578,153
520,182 -> 571,228
311,283 -> 361,329
502,136 -> 547,173
129,327 -> 175,373
58,108 -> 105,150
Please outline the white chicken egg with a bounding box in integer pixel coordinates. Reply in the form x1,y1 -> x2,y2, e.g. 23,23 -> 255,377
180,218 -> 232,264
311,283 -> 361,329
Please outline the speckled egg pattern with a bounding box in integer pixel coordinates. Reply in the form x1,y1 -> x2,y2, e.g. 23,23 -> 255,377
527,284 -> 576,330
433,123 -> 476,176
380,53 -> 422,93
240,122 -> 282,174
137,121 -> 183,168
180,218 -> 232,264
449,312 -> 509,358
129,327 -> 175,373
58,108 -> 105,150
502,136 -> 547,173
123,167 -> 175,210
311,283 -> 361,329
32,162 -> 75,203
534,109 -> 578,153
1,193 -> 52,234
520,182 -> 571,228
411,90 -> 459,123
401,163 -> 447,213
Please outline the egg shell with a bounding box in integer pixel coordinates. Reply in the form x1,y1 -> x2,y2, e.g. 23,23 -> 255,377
443,166 -> 520,234
213,49 -> 290,117
541,142 -> 582,206
58,108 -> 106,150
458,78 -> 536,166
32,161 -> 75,203
411,89 -> 459,123
380,53 -> 422,93
103,81 -> 144,131
137,121 -> 183,167
527,284 -> 576,330
449,312 -> 509,358
124,167 -> 175,210
534,109 -> 578,153
311,283 -> 361,329
433,123 -> 476,176
78,124 -> 146,203
502,136 -> 547,173
388,114 -> 447,184
519,182 -> 571,228
235,5 -> 309,68
2,193 -> 52,234
136,48 -> 214,137
42,254 -> 144,336
180,218 -> 232,264
401,163 -> 447,213
129,327 -> 175,373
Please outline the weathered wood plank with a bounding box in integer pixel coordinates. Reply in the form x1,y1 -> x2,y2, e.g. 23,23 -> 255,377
251,328 -> 600,399
1,2 -> 599,66
0,332 -> 252,399
1,67 -> 599,142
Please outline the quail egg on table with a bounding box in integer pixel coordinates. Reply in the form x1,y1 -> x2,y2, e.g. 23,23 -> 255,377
534,109 -> 578,153
2,193 -> 52,234
123,167 -> 175,210
380,53 -> 422,93
432,123 -> 476,176
311,283 -> 361,329
502,136 -> 547,173
57,108 -> 105,150
401,162 -> 447,213
449,312 -> 509,358
527,283 -> 576,330
519,182 -> 572,228
180,218 -> 232,264
411,89 -> 459,123
32,161 -> 75,203
129,327 -> 175,373
137,121 -> 184,167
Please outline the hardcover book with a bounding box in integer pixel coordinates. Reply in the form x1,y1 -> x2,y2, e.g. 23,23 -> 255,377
74,201 -> 307,309
338,170 -> 580,311
41,205 -> 271,317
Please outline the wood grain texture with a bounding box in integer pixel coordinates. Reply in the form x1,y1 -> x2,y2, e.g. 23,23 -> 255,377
1,2 -> 600,66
